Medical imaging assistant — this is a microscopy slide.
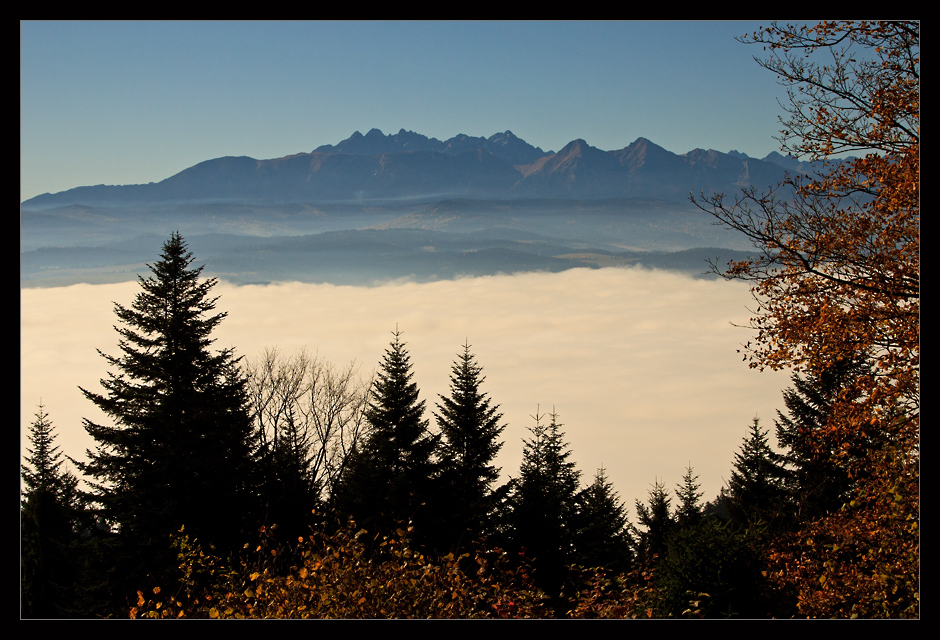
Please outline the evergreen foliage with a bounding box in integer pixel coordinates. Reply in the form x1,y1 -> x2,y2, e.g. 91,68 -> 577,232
22,404 -> 70,499
330,329 -> 440,539
509,409 -> 580,601
775,355 -> 877,521
674,464 -> 704,529
434,341 -> 508,547
21,404 -> 82,618
634,478 -> 675,561
571,466 -> 634,574
74,232 -> 257,598
726,418 -> 788,527
657,519 -> 770,618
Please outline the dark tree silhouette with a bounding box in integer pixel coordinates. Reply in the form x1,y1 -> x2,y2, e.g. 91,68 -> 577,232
634,477 -> 675,562
509,408 -> 580,603
21,404 -> 82,617
726,418 -> 788,527
571,466 -> 634,574
775,355 -> 878,521
674,464 -> 704,529
75,232 -> 256,598
434,341 -> 507,547
330,329 -> 440,540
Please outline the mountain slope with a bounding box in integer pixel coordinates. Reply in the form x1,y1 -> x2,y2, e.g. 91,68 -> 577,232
22,129 -> 791,209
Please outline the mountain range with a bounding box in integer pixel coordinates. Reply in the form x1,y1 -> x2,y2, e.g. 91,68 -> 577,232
22,129 -> 823,209
22,129 -> 830,287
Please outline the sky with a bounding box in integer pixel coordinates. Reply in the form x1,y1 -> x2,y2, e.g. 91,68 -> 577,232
21,20 -> 804,515
20,20 -> 794,201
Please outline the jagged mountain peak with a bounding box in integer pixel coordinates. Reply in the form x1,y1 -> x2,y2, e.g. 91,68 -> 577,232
22,129 -> 795,209
557,138 -> 591,155
487,130 -> 522,146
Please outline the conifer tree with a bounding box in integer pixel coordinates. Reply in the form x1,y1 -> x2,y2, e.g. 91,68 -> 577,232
22,403 -> 70,502
21,404 -> 81,617
726,418 -> 788,527
674,464 -> 704,528
330,329 -> 439,538
658,518 -> 769,618
509,408 -> 581,600
434,341 -> 507,546
775,355 -> 876,521
75,233 -> 256,594
634,477 -> 675,562
655,464 -> 773,617
571,466 -> 634,573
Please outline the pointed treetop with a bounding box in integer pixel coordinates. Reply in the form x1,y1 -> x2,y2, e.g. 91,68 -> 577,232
675,463 -> 704,526
22,403 -> 66,498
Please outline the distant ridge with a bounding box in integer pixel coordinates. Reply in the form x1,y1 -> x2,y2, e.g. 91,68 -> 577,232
22,129 -> 801,209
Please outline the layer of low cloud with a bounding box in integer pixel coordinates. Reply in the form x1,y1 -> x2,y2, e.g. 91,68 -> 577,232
21,266 -> 792,514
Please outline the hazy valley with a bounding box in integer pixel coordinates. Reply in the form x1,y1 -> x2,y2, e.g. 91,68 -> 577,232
20,128 -> 808,287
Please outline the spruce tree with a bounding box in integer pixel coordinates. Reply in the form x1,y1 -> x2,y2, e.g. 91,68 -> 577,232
433,341 -> 507,547
656,464 -> 773,617
674,464 -> 704,528
634,477 -> 675,562
75,233 -> 256,595
22,403 -> 70,502
571,466 -> 634,573
775,355 -> 875,521
21,404 -> 81,617
510,408 -> 581,600
726,418 -> 788,527
330,329 -> 439,538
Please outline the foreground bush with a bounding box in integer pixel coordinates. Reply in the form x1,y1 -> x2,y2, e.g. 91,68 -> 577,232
131,520 -> 552,619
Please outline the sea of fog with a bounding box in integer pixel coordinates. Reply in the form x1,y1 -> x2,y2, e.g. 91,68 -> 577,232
21,266 -> 792,516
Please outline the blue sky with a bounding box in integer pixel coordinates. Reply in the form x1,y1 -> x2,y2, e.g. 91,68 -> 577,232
20,20 -> 793,201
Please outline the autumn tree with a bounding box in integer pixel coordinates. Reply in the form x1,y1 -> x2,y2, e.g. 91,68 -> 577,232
131,521 -> 552,619
693,21 -> 918,617
693,20 -> 918,458
75,233 -> 257,601
244,347 -> 372,540
433,341 -> 508,548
